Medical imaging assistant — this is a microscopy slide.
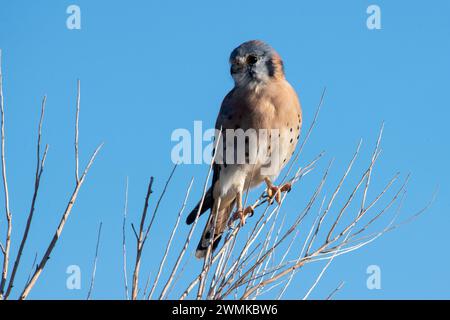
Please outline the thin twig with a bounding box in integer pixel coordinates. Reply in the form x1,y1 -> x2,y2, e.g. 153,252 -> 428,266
87,222 -> 103,300
131,177 -> 154,300
197,198 -> 220,299
19,82 -> 103,299
142,272 -> 152,298
164,130 -> 222,300
5,96 -> 48,299
0,49 -> 12,299
19,143 -> 103,300
326,281 -> 345,300
147,178 -> 194,300
75,79 -> 80,182
122,177 -> 129,300
142,164 -> 178,245
219,162 -> 331,300
25,253 -> 38,286
303,227 -> 353,300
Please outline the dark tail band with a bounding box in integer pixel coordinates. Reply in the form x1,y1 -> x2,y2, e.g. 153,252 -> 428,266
186,188 -> 213,225
195,234 -> 222,259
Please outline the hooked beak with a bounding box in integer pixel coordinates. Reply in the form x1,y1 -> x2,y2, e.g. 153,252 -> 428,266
230,56 -> 247,75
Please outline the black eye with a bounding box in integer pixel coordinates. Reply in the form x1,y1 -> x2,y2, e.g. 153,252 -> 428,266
246,54 -> 258,65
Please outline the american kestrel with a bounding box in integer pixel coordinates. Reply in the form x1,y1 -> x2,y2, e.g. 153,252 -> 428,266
186,40 -> 302,258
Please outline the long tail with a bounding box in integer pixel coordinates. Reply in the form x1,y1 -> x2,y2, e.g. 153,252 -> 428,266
185,188 -> 213,225
195,200 -> 234,259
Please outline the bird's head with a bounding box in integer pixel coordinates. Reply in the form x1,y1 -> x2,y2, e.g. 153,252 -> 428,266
229,40 -> 285,88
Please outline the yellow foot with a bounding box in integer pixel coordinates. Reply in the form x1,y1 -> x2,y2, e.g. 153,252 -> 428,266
229,206 -> 254,227
266,182 -> 292,205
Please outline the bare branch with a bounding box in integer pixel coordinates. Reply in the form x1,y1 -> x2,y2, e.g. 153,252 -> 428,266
147,178 -> 194,300
218,162 -> 331,300
359,123 -> 384,214
0,49 -> 12,299
143,164 -> 177,245
303,227 -> 353,300
122,177 -> 129,300
131,176 -> 154,300
197,198 -> 221,299
18,81 -> 103,300
142,272 -> 151,298
326,281 -> 345,300
19,142 -> 102,300
75,79 -> 80,183
131,164 -> 177,300
163,130 -> 223,300
5,96 -> 48,299
87,222 -> 103,300
25,253 -> 38,286
131,223 -> 139,240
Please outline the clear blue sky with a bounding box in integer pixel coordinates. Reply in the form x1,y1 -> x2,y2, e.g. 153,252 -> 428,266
0,0 -> 449,299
